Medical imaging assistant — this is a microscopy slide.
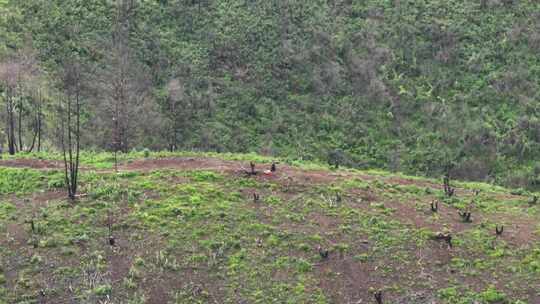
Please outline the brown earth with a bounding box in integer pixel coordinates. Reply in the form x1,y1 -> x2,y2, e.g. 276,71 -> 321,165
1,156 -> 538,303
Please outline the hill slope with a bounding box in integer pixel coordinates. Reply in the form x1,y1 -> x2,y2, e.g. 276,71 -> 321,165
0,152 -> 539,303
1,1 -> 540,189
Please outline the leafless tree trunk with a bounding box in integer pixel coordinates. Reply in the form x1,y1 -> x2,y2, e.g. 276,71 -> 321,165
26,88 -> 43,153
17,93 -> 23,151
60,62 -> 82,200
1,48 -> 40,154
99,0 -> 150,159
5,87 -> 17,155
13,90 -> 42,153
112,0 -> 134,157
36,88 -> 43,152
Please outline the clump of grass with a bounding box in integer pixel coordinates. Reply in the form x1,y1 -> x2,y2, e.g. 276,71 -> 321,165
94,284 -> 112,296
478,286 -> 507,303
0,168 -> 64,195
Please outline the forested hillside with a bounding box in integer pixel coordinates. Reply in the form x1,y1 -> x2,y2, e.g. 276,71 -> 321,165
1,0 -> 540,188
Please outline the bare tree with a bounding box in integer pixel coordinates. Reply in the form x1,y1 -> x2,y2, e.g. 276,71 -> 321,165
0,47 -> 41,154
98,0 -> 150,169
4,84 -> 17,155
35,88 -> 44,152
59,60 -> 83,200
0,59 -> 21,154
165,77 -> 185,152
25,85 -> 45,153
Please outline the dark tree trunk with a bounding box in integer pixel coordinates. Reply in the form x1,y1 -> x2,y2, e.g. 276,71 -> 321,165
37,91 -> 42,152
27,93 -> 42,153
27,125 -> 38,153
61,71 -> 81,200
6,89 -> 17,155
17,99 -> 23,152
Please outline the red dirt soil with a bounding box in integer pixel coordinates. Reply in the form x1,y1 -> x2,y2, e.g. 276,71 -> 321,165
0,158 -> 63,169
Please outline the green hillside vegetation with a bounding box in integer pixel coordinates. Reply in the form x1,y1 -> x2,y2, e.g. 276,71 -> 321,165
1,0 -> 540,189
1,2 -> 540,302
0,152 -> 539,303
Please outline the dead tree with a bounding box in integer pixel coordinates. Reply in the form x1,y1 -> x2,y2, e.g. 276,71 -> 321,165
5,87 -> 17,154
36,89 -> 43,152
20,88 -> 43,153
59,60 -> 83,200
17,96 -> 24,152
0,62 -> 19,155
12,90 -> 43,153
94,0 -> 151,168
111,0 -> 132,168
0,48 -> 40,154
113,115 -> 119,172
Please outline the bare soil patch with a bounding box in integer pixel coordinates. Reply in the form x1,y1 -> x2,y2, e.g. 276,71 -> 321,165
123,157 -> 236,172
0,158 -> 63,169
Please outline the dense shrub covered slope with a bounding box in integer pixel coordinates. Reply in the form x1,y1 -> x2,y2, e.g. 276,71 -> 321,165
1,1 -> 540,188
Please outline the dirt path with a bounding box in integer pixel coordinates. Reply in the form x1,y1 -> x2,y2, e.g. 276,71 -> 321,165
0,159 -> 63,169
